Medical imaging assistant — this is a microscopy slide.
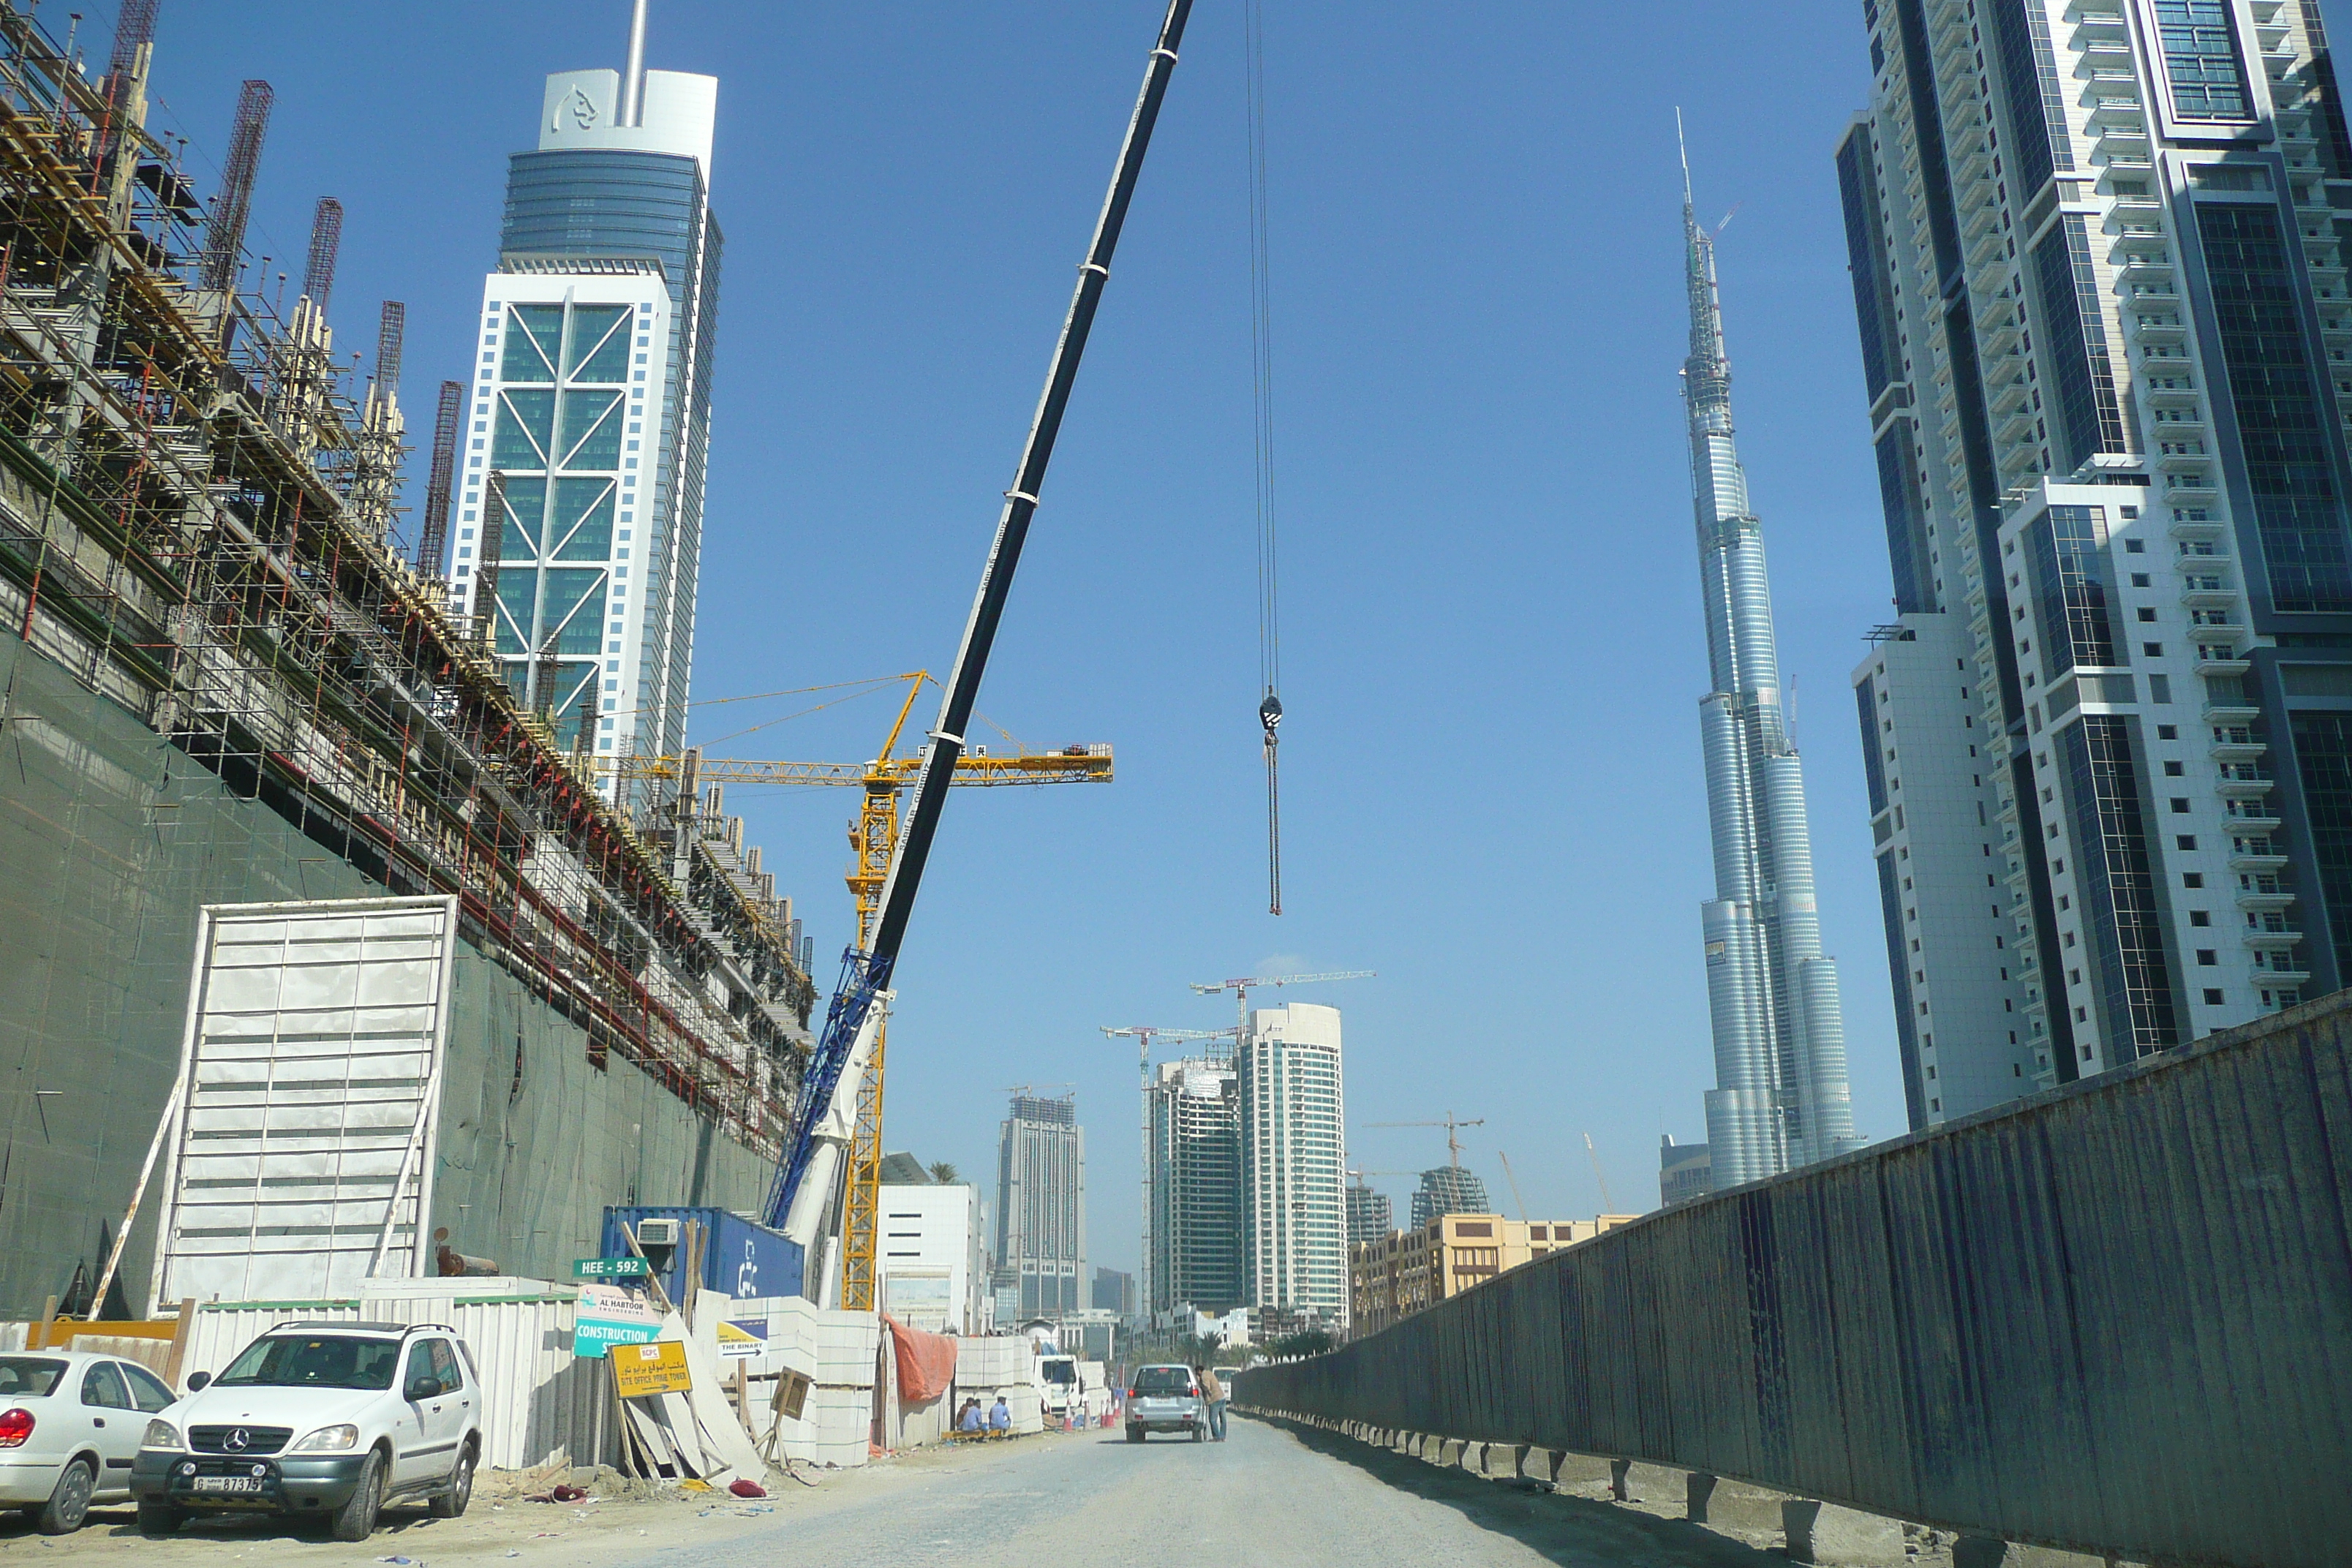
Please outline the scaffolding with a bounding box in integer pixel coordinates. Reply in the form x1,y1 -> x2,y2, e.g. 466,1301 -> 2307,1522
0,4 -> 814,1158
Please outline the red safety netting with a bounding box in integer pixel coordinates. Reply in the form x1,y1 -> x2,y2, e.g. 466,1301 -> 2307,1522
883,1313 -> 959,1403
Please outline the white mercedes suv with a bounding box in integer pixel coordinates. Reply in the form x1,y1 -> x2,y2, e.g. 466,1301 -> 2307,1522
131,1322 -> 482,1541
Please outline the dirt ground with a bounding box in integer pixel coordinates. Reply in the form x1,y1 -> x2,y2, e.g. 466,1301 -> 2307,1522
0,1424 -> 2127,1568
0,1430 -> 1068,1565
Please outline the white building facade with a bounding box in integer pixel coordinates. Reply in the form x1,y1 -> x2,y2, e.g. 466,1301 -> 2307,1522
450,54 -> 720,807
877,1180 -> 988,1335
1239,1004 -> 1348,1328
1840,0 -> 2351,1128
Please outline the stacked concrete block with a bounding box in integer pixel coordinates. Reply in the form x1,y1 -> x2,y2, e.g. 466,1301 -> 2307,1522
951,1335 -> 1043,1434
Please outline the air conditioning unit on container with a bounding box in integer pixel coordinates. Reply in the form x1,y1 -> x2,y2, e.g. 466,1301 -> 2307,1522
634,1218 -> 680,1248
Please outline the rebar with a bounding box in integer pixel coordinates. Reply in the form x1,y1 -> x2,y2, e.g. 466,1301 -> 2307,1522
303,196 -> 341,309
416,380 -> 461,576
200,80 -> 271,293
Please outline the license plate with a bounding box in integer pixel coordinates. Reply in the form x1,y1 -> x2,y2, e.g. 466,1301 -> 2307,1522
192,1475 -> 265,1493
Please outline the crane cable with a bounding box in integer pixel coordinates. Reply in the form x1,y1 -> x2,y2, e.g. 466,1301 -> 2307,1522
1246,0 -> 1283,916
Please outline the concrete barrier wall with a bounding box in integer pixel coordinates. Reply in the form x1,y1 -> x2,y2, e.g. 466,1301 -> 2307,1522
1236,993 -> 2352,1568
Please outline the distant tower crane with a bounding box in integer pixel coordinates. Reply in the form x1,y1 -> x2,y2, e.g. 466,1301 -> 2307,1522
619,671 -> 1112,1310
1365,1112 -> 1486,1169
1583,1132 -> 1618,1214
1188,968 -> 1373,1032
1497,1150 -> 1529,1223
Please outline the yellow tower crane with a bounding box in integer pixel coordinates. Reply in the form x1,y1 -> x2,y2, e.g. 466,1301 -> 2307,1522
613,672 -> 1112,1310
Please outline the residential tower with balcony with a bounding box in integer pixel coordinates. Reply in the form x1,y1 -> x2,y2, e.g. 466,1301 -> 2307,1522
1839,0 -> 2351,1127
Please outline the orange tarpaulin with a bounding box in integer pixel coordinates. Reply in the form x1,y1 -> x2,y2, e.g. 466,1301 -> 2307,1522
883,1313 -> 959,1403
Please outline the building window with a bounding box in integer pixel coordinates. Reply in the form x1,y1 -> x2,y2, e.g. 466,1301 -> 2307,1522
2289,710 -> 2352,981
2027,505 -> 2121,681
2204,987 -> 2225,1004
2060,715 -> 2181,1063
2030,217 -> 2127,467
2155,0 -> 2253,122
2197,202 -> 2352,611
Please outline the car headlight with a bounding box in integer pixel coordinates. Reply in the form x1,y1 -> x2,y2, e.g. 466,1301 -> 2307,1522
140,1420 -> 181,1450
290,1424 -> 360,1452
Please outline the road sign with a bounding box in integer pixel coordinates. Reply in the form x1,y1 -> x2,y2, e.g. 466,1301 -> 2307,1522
573,1256 -> 649,1281
573,1282 -> 661,1358
611,1338 -> 691,1398
716,1318 -> 765,1360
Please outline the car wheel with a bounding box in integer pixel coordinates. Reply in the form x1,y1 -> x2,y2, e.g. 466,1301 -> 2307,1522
328,1447 -> 386,1542
429,1443 -> 476,1519
1192,1423 -> 1206,1443
35,1458 -> 95,1535
1125,1424 -> 1142,1444
136,1501 -> 183,1537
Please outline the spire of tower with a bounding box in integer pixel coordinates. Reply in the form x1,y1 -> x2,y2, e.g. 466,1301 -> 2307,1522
622,0 -> 649,127
1679,116 -> 1730,412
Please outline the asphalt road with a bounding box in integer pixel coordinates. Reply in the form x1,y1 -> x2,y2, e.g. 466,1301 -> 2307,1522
617,1415 -> 1807,1568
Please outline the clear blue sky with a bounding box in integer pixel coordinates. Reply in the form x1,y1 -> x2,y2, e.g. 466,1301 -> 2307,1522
149,0 -> 1954,1271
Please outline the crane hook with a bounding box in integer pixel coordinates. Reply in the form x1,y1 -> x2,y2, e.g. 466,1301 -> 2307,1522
1261,693 -> 1283,916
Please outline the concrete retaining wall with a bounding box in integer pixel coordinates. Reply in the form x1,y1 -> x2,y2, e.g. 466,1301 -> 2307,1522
0,628 -> 774,1318
1236,992 -> 2352,1568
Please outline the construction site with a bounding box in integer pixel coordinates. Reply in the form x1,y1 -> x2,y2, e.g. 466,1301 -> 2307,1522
0,1 -> 821,1316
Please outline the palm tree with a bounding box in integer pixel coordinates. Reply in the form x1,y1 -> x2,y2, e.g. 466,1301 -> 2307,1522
929,1161 -> 960,1186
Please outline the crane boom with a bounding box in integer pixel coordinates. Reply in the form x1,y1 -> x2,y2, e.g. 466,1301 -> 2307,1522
619,750 -> 1112,788
1583,1132 -> 1617,1213
768,0 -> 1194,1246
1188,968 -> 1373,1030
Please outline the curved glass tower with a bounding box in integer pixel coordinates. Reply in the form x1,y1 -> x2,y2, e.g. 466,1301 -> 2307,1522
1681,164 -> 1861,1186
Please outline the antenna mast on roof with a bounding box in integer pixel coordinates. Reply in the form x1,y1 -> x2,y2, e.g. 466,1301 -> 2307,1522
621,0 -> 649,127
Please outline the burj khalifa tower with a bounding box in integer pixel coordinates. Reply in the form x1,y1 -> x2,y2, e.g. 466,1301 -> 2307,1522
1680,147 -> 1861,1186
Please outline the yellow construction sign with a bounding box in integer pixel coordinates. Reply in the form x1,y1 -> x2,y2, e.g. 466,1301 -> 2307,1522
611,1339 -> 692,1399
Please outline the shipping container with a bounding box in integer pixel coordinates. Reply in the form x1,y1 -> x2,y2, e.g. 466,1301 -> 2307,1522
601,1206 -> 804,1306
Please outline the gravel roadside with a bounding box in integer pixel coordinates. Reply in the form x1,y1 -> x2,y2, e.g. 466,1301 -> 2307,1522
0,1431 -> 1068,1566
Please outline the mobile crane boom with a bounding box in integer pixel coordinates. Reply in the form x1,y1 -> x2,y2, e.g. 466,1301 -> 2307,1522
768,0 -> 1195,1248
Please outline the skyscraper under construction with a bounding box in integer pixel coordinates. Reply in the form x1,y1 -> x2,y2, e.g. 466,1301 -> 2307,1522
0,4 -> 811,1316
1680,152 -> 1863,1188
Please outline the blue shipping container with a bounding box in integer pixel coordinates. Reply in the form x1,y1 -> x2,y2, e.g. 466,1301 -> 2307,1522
599,1206 -> 804,1306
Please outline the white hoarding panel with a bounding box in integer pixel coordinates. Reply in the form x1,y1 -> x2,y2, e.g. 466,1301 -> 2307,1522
147,896 -> 459,1310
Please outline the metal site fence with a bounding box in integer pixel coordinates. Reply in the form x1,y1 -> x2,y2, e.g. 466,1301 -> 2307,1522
1234,994 -> 2352,1568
